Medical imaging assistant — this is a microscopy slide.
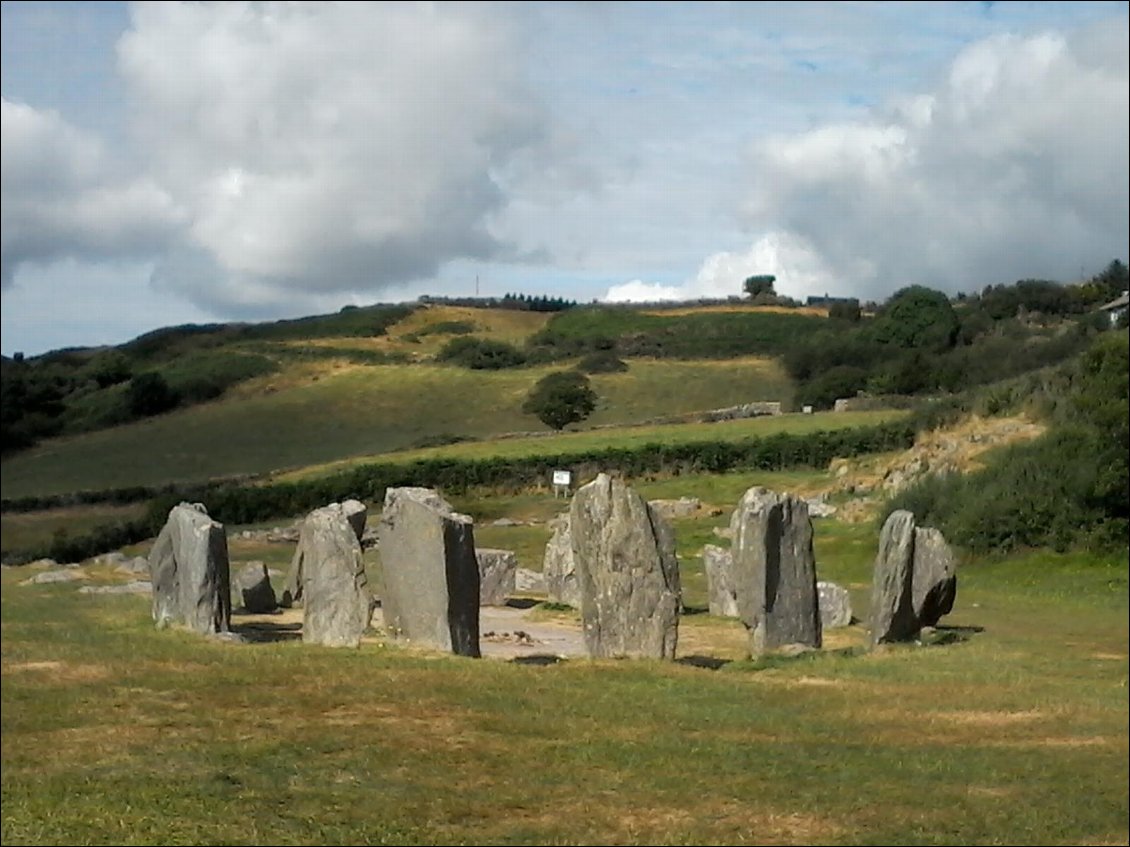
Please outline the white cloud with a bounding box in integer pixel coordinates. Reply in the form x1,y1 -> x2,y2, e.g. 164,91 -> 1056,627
116,1 -> 554,313
0,97 -> 182,286
735,24 -> 1130,300
603,231 -> 838,303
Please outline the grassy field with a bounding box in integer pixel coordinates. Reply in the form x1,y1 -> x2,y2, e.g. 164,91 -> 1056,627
2,508 -> 1125,846
0,356 -> 797,500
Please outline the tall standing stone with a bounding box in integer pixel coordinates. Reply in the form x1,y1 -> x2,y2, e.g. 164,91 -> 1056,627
570,473 -> 681,659
869,510 -> 920,646
148,502 -> 231,634
543,511 -> 580,607
703,544 -> 739,617
293,503 -> 372,648
377,487 -> 480,657
730,487 -> 821,656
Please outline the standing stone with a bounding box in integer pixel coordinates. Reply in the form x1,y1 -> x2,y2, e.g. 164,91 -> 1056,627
570,473 -> 681,659
280,499 -> 368,607
817,580 -> 853,629
703,544 -> 739,617
730,487 -> 821,656
148,502 -> 232,634
377,487 -> 480,657
294,503 -> 372,648
912,527 -> 957,627
869,510 -> 920,646
869,512 -> 959,646
236,561 -> 278,613
476,548 -> 517,606
543,512 -> 580,607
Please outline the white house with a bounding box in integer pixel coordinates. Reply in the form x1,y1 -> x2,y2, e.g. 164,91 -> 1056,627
1098,290 -> 1129,327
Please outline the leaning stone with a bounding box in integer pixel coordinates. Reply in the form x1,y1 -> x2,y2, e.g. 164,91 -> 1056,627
912,527 -> 957,627
543,512 -> 580,607
869,510 -> 919,646
730,487 -> 822,656
817,580 -> 853,629
476,548 -> 518,606
293,503 -> 372,648
377,487 -> 480,657
703,544 -> 738,617
235,561 -> 278,613
570,473 -> 681,659
147,502 -> 232,635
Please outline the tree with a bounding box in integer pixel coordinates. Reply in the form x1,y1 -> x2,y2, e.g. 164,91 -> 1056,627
522,370 -> 597,430
743,275 -> 777,299
868,285 -> 959,351
127,372 -> 178,418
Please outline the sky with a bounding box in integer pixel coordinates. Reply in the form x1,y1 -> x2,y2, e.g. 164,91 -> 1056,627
2,1 -> 1127,357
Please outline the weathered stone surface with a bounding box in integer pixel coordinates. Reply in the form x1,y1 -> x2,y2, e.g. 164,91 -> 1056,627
147,502 -> 232,634
279,500 -> 366,607
79,580 -> 151,595
542,512 -> 580,607
869,513 -> 959,645
817,580 -> 853,629
236,561 -> 278,613
294,503 -> 372,648
869,510 -> 920,646
515,567 -> 547,595
570,473 -> 681,659
648,496 -> 702,521
703,544 -> 738,618
19,568 -> 87,586
377,487 -> 480,657
730,487 -> 821,656
476,548 -> 517,606
912,527 -> 957,627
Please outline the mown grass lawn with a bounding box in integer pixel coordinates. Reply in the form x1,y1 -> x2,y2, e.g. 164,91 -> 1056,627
2,512 -> 1125,846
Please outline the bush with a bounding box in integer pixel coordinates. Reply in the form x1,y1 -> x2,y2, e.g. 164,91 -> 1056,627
575,351 -> 628,374
435,337 -> 527,369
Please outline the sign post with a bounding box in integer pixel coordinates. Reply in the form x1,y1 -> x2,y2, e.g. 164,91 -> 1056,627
552,469 -> 572,498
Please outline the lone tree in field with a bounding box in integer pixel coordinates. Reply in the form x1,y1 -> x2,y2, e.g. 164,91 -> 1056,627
522,370 -> 598,430
743,274 -> 777,300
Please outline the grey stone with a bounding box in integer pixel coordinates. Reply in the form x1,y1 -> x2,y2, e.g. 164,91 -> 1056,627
341,498 -> 368,542
148,502 -> 232,635
377,487 -> 480,657
20,568 -> 87,585
236,561 -> 278,613
116,556 -> 151,575
79,580 -> 151,595
92,551 -> 128,567
291,503 -> 372,647
703,544 -> 738,618
647,496 -> 702,520
543,512 -> 580,607
514,567 -> 547,595
869,510 -> 920,646
730,487 -> 821,656
570,473 -> 681,659
280,500 -> 366,607
476,548 -> 517,606
817,580 -> 853,629
912,527 -> 957,627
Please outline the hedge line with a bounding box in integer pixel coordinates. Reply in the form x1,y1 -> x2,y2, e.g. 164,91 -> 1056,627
2,421 -> 914,565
